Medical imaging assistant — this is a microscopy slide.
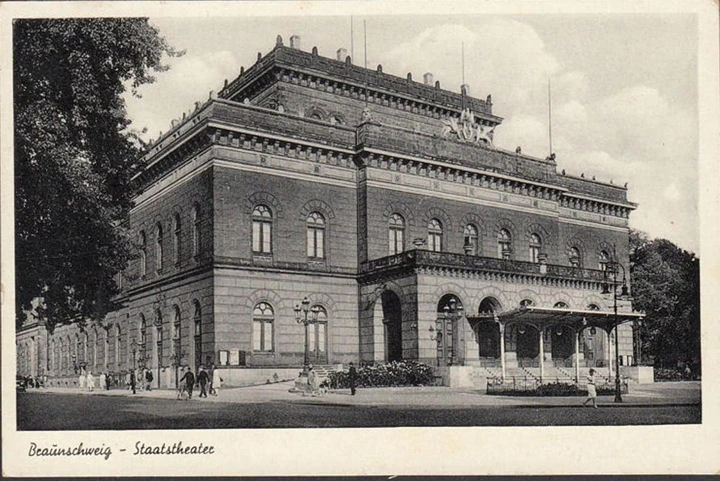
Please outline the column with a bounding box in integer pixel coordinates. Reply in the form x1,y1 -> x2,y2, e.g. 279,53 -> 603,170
499,322 -> 506,382
538,326 -> 544,384
607,329 -> 613,381
574,329 -> 580,383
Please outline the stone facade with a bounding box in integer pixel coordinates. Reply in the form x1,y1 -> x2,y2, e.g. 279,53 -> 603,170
17,35 -> 642,387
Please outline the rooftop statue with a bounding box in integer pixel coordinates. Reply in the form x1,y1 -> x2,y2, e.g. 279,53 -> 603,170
441,108 -> 494,146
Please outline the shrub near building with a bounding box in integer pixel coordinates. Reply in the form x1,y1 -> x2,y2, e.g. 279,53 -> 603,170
328,361 -> 435,388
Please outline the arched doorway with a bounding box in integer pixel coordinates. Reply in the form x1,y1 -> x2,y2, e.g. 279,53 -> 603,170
436,294 -> 463,366
516,324 -> 540,366
381,291 -> 403,362
477,297 -> 502,360
551,325 -> 573,364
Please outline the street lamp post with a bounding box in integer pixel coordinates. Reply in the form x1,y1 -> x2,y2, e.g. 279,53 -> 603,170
602,248 -> 630,403
294,297 -> 320,373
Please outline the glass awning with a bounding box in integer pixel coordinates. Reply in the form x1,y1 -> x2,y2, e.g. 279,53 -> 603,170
467,306 -> 644,330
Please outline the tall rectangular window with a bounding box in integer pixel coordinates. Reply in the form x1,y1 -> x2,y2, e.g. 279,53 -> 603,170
252,205 -> 272,254
306,212 -> 325,259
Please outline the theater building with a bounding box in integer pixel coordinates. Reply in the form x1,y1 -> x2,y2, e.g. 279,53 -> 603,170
16,34 -> 645,388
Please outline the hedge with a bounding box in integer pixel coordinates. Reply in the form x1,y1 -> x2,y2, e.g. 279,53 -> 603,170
327,361 -> 434,388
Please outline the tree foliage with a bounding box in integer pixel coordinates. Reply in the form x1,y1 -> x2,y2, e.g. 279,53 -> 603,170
14,18 -> 180,331
629,229 -> 700,369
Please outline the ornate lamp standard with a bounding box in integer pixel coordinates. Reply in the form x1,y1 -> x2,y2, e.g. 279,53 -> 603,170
294,297 -> 320,372
601,249 -> 630,403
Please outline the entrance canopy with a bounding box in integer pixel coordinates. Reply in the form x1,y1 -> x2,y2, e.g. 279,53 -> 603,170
468,306 -> 644,332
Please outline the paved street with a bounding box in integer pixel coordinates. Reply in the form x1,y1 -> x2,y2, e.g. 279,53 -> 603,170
16,381 -> 701,430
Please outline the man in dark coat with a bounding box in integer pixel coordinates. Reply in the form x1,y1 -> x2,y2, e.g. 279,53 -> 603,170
348,362 -> 358,396
197,366 -> 210,398
179,367 -> 195,399
145,369 -> 153,391
130,370 -> 136,395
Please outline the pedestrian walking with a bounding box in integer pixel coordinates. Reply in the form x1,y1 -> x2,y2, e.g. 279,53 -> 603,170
145,369 -> 153,391
105,372 -> 111,390
86,370 -> 95,392
211,365 -> 222,396
179,367 -> 195,399
197,366 -> 209,398
348,362 -> 358,396
130,370 -> 136,394
78,369 -> 86,390
583,368 -> 598,408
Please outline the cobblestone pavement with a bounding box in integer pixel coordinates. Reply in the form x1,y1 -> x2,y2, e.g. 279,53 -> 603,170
28,380 -> 700,408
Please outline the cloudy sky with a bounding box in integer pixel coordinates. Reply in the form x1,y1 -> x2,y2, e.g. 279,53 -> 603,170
124,13 -> 699,253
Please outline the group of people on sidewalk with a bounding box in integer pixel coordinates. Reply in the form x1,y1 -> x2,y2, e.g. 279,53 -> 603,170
303,362 -> 358,397
176,365 -> 222,400
77,368 -> 113,392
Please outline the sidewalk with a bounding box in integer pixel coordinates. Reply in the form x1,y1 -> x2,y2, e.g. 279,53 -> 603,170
31,381 -> 701,408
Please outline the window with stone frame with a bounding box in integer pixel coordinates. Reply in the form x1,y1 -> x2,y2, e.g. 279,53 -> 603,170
529,233 -> 542,263
388,213 -> 405,256
427,218 -> 443,252
139,231 -> 147,277
172,305 -> 181,366
173,213 -> 181,265
192,203 -> 201,258
598,250 -> 610,271
252,302 -> 274,352
252,205 -> 273,254
569,247 -> 582,267
463,224 -> 479,255
497,229 -> 512,259
306,211 -> 326,259
155,223 -> 163,272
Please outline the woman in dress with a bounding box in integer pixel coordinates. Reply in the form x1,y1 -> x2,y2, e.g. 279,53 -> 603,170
211,366 -> 222,396
86,370 -> 95,392
78,368 -> 86,390
582,368 -> 598,408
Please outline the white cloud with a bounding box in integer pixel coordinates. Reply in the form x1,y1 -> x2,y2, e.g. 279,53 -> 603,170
124,50 -> 240,140
122,19 -> 698,253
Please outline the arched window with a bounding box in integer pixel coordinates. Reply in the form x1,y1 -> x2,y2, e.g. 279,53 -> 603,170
306,212 -> 325,259
529,233 -> 542,263
554,301 -> 569,309
309,305 -> 328,359
173,213 -> 181,265
139,231 -> 147,277
388,213 -> 405,256
569,247 -> 581,267
252,302 -> 274,352
115,325 -> 121,367
155,223 -> 163,272
520,299 -> 534,308
192,203 -> 201,257
140,314 -> 147,348
598,250 -> 609,271
156,310 -> 163,367
172,305 -> 181,366
463,224 -> 479,255
252,205 -> 273,254
427,218 -> 443,252
498,229 -> 512,259
193,301 -> 202,370
587,304 -> 600,311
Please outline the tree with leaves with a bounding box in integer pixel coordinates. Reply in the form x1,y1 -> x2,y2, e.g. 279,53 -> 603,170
14,18 -> 181,332
629,229 -> 700,372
